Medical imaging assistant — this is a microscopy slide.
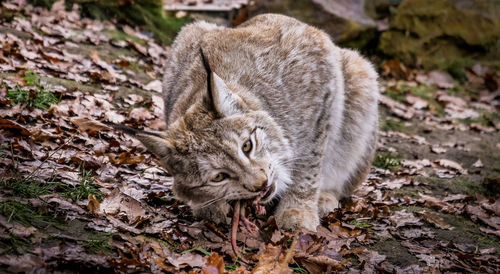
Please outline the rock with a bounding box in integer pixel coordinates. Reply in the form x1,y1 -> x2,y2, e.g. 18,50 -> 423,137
249,0 -> 377,48
379,0 -> 500,70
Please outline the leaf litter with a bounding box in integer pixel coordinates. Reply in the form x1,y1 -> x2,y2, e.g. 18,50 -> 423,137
0,0 -> 499,273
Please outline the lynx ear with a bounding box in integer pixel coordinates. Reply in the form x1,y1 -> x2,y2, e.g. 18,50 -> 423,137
210,72 -> 242,117
200,48 -> 242,117
136,133 -> 172,158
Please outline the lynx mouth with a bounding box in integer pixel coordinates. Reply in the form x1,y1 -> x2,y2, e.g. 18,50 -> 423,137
231,183 -> 275,259
259,183 -> 276,203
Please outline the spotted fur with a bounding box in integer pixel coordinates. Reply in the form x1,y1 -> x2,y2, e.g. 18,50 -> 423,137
139,14 -> 379,231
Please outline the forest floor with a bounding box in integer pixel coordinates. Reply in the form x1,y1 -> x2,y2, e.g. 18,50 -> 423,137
0,1 -> 499,273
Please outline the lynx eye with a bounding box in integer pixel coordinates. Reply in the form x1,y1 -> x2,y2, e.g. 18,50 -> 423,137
242,139 -> 252,154
212,172 -> 229,182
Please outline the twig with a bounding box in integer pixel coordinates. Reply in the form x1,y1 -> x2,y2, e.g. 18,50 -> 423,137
279,234 -> 298,274
22,135 -> 74,183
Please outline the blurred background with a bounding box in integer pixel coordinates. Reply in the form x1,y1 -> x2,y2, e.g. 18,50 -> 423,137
20,0 -> 500,78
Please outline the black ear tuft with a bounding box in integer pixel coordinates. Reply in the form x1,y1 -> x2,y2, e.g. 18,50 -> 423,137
200,48 -> 213,103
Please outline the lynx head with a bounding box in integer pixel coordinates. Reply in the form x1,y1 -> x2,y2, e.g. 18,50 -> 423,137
137,49 -> 292,210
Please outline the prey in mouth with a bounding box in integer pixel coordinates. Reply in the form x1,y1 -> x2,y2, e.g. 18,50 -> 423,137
231,184 -> 276,257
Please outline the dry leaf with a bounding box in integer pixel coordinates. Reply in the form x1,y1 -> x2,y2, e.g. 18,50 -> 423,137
252,244 -> 292,274
202,253 -> 225,274
70,117 -> 110,131
0,118 -> 31,136
389,210 -> 422,228
416,210 -> 453,230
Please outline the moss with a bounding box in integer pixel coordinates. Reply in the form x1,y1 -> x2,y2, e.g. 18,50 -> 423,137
406,84 -> 444,116
373,152 -> 402,171
385,83 -> 444,116
380,119 -> 407,133
434,213 -> 500,254
27,0 -> 56,9
104,29 -> 146,45
371,238 -> 421,267
66,0 -> 191,45
83,233 -> 113,254
459,111 -> 500,127
378,0 -> 500,71
384,87 -> 406,102
391,205 -> 426,213
417,176 -> 488,196
449,178 -> 486,196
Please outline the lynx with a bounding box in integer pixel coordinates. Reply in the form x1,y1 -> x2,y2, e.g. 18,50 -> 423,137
136,14 -> 379,231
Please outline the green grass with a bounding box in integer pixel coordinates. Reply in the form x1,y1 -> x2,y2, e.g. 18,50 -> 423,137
62,167 -> 104,202
384,84 -> 445,116
66,0 -> 191,45
349,219 -> 375,233
225,259 -> 240,272
224,247 -> 252,271
373,152 -> 402,172
6,86 -> 29,105
380,119 -> 407,132
23,71 -> 37,86
31,87 -> 60,109
290,262 -> 309,274
6,72 -> 60,110
0,200 -> 61,228
449,178 -> 486,196
104,29 -> 146,45
0,235 -> 33,255
0,145 -> 8,158
384,87 -> 406,102
391,205 -> 425,213
459,111 -> 500,127
181,247 -> 211,256
83,234 -> 113,254
0,177 -> 62,198
349,219 -> 372,228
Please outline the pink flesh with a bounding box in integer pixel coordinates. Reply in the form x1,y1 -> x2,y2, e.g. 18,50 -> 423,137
231,200 -> 241,257
240,205 -> 259,233
231,188 -> 271,257
252,193 -> 267,215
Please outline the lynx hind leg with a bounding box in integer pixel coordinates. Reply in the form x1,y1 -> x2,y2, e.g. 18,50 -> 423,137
318,190 -> 340,217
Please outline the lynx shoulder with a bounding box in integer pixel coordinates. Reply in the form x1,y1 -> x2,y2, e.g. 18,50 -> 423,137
137,14 -> 379,231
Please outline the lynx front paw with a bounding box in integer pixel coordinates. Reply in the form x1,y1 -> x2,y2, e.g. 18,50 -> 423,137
275,207 -> 319,232
193,201 -> 230,224
318,191 -> 340,217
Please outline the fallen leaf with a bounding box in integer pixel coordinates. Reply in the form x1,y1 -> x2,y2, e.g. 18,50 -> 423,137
389,210 -> 422,228
144,79 -> 162,93
435,159 -> 465,173
466,205 -> 500,230
0,118 -> 31,136
202,253 -> 225,274
419,193 -> 458,214
379,177 -> 411,190
129,107 -> 154,121
70,117 -> 110,132
430,145 -> 447,154
167,251 -> 206,268
99,188 -> 149,226
416,210 -> 453,230
252,244 -> 292,274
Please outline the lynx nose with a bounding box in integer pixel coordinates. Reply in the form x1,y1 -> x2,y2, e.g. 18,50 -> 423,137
253,170 -> 268,191
254,179 -> 268,191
